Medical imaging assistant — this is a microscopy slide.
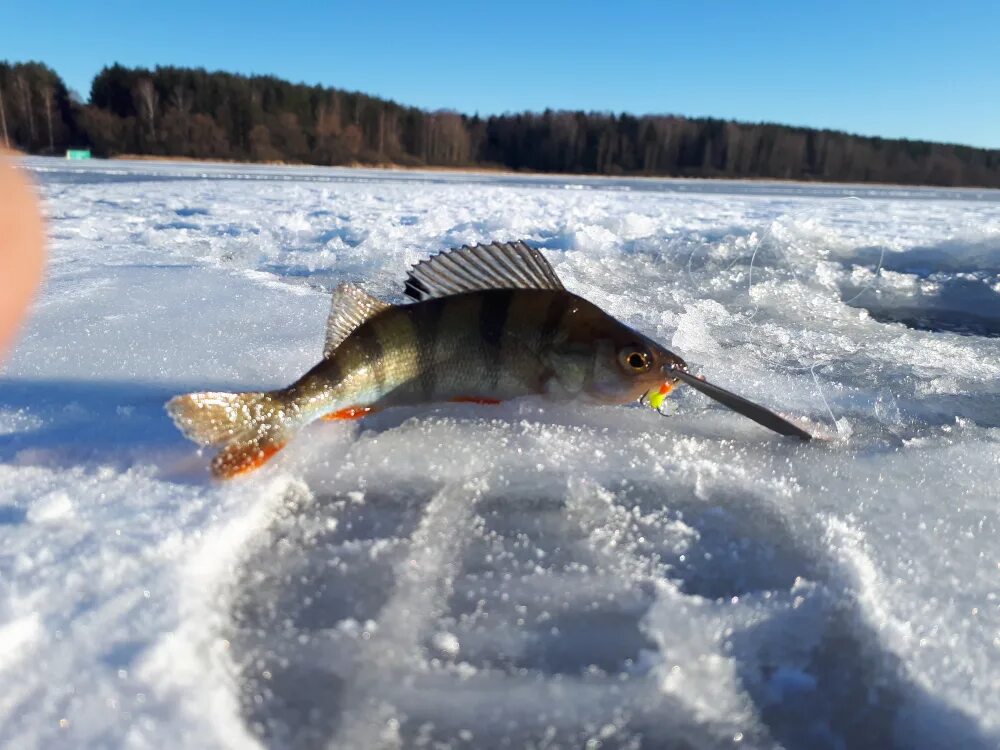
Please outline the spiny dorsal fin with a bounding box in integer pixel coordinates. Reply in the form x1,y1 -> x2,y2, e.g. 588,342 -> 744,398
404,240 -> 564,301
324,283 -> 391,357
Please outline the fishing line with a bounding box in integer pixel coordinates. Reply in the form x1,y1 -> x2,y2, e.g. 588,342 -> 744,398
745,197 -> 886,361
682,196 -> 886,437
744,197 -> 886,435
839,250 -> 886,305
685,242 -> 702,286
810,362 -> 842,435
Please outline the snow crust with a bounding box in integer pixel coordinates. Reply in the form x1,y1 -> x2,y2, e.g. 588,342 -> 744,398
2,157 -> 999,749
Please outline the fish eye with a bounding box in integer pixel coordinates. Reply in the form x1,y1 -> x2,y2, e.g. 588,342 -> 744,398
619,348 -> 651,372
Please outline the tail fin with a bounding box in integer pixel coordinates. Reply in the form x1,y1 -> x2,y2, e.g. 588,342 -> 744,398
166,391 -> 292,479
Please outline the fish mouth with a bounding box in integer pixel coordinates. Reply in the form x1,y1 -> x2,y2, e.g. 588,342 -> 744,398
647,362 -> 812,441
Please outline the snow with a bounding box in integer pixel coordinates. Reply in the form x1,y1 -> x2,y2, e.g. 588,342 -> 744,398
2,156 -> 999,749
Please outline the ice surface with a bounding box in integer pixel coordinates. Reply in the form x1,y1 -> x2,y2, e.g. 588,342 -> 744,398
1,157 -> 999,749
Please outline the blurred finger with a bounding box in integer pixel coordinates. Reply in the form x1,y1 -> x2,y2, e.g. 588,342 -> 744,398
0,150 -> 46,361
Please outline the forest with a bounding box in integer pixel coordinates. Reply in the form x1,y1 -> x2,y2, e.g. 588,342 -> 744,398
3,60 -> 999,187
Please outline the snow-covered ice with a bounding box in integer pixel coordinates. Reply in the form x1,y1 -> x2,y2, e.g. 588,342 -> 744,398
2,157 -> 999,749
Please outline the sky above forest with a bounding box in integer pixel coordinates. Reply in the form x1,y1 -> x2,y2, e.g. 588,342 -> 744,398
3,0 -> 999,149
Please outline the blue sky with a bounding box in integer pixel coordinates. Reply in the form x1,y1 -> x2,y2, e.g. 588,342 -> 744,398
4,1 -> 999,148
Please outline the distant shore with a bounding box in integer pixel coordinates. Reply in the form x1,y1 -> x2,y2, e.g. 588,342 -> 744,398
5,60 -> 1000,189
99,154 -> 1000,192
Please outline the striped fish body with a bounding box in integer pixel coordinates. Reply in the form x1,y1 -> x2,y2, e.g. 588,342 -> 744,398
168,239 -> 812,479
290,287 -> 672,417
167,241 -> 689,478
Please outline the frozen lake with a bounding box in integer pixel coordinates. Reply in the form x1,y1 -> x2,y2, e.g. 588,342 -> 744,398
2,157 -> 999,749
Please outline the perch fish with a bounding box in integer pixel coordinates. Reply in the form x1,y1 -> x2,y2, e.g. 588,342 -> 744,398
168,241 -> 811,478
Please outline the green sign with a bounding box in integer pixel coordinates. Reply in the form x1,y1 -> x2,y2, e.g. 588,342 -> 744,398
65,149 -> 92,160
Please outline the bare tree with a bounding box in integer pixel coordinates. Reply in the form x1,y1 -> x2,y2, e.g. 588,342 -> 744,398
315,102 -> 340,139
40,84 -> 55,153
328,91 -> 341,130
157,85 -> 191,155
169,84 -> 191,139
0,83 -> 9,149
314,94 -> 343,164
341,123 -> 362,158
377,107 -> 385,156
133,78 -> 159,141
421,116 -> 432,163
171,85 -> 190,118
15,73 -> 35,146
248,123 -> 277,161
426,112 -> 469,165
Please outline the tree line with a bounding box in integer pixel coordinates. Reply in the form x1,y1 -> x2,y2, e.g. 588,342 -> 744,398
3,60 -> 999,188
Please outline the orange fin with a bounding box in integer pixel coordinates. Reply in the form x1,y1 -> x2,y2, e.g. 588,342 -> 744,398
212,439 -> 286,479
450,396 -> 502,405
322,405 -> 376,421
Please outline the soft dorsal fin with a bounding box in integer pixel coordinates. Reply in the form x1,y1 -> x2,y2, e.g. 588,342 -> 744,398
404,240 -> 564,301
324,283 -> 391,357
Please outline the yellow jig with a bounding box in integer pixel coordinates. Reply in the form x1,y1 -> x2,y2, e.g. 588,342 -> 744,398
646,382 -> 674,411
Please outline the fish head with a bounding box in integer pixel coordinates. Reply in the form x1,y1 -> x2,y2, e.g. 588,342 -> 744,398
592,328 -> 688,404
548,297 -> 687,404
